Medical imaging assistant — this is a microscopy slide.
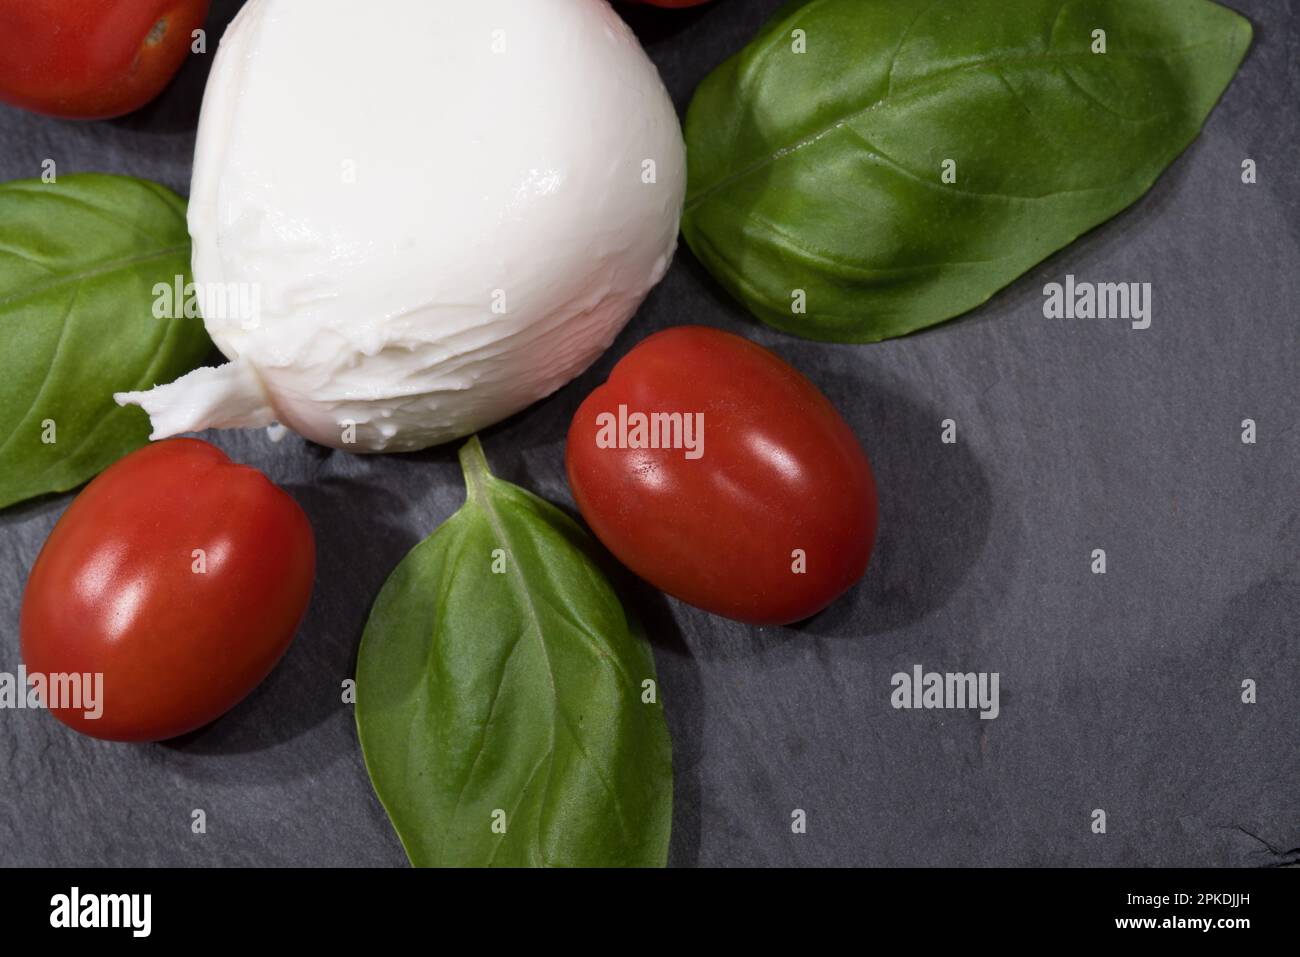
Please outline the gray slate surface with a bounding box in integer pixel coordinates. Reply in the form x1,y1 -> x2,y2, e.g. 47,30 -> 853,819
1,0 -> 1297,868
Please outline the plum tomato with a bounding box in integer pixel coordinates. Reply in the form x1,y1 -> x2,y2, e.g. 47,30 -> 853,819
20,439 -> 315,741
0,0 -> 210,119
566,326 -> 878,625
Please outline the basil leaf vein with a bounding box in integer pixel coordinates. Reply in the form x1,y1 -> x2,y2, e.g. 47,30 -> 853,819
356,437 -> 673,867
682,0 -> 1252,342
0,174 -> 211,508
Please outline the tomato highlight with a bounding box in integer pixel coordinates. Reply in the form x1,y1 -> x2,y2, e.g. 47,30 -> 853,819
20,438 -> 315,741
566,326 -> 878,625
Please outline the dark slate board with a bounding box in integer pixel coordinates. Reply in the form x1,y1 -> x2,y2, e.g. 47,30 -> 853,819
1,0 -> 1296,868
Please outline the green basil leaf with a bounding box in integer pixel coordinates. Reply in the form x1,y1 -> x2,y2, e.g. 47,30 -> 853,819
0,173 -> 211,508
356,437 -> 673,867
682,0 -> 1251,342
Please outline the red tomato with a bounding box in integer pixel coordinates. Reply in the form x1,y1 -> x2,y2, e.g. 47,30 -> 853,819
566,326 -> 877,625
20,439 -> 315,741
0,0 -> 210,119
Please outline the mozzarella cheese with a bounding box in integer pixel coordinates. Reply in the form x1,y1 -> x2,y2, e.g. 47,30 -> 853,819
118,0 -> 685,451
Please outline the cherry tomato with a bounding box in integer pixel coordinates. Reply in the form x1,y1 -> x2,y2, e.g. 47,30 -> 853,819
20,439 -> 315,741
0,0 -> 210,120
566,326 -> 877,625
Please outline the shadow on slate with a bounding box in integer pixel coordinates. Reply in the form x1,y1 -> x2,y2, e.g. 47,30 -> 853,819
606,561 -> 705,868
790,369 -> 994,639
673,246 -> 996,643
164,476 -> 419,764
620,1 -> 718,45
